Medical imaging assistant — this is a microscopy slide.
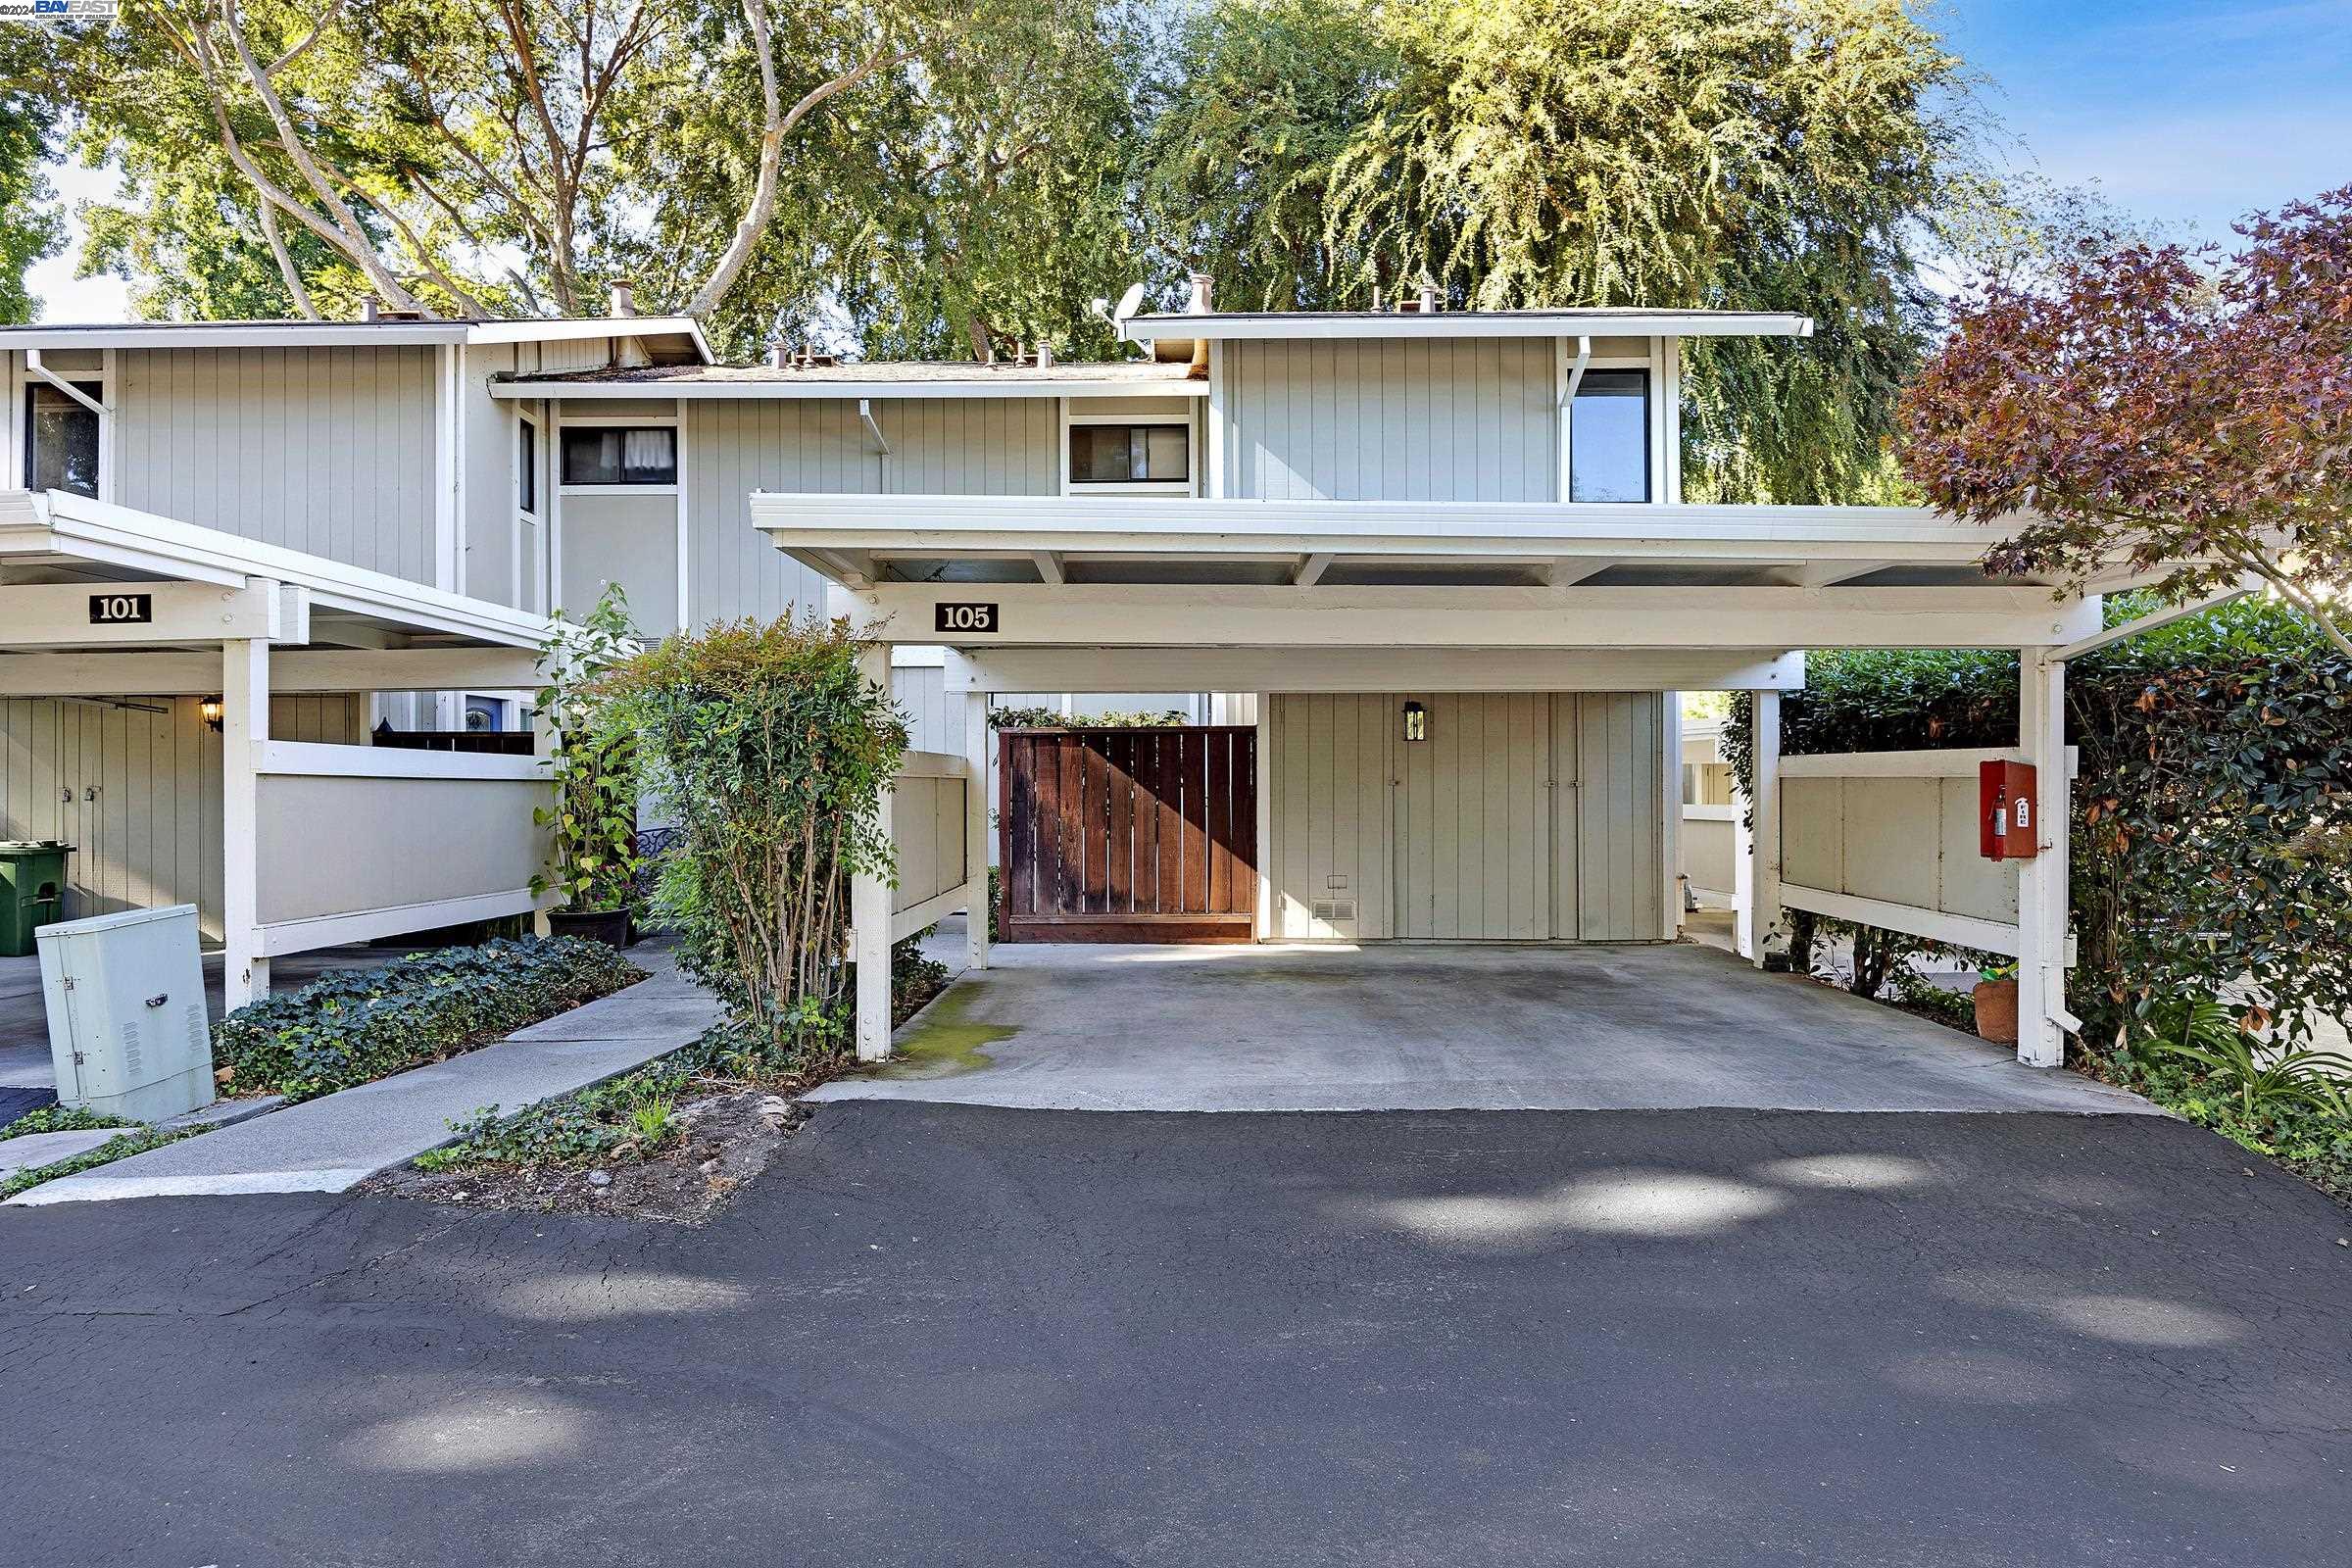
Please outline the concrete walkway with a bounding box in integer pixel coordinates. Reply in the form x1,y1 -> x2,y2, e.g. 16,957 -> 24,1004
7,943 -> 720,1204
811,939 -> 2156,1115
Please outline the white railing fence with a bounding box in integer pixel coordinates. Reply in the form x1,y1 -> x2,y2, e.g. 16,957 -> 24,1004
890,749 -> 977,942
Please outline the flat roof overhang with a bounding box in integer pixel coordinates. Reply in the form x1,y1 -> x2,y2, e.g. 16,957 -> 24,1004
0,316 -> 711,363
0,490 -> 550,692
751,494 -> 2115,652
1118,308 -> 1815,344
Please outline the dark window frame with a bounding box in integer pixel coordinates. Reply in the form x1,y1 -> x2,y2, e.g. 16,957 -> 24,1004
1567,367 -> 1650,505
560,424 -> 678,486
24,378 -> 105,501
517,415 -> 539,514
1067,421 -> 1193,487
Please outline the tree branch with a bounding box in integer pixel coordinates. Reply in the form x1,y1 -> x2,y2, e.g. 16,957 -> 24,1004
256,199 -> 318,318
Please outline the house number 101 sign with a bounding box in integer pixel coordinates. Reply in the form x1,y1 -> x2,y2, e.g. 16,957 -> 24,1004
89,592 -> 155,625
935,602 -> 999,634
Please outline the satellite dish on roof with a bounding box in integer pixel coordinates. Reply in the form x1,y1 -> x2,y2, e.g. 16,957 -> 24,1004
1112,282 -> 1148,323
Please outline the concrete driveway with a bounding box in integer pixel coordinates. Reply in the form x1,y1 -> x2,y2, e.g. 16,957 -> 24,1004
4,1102 -> 2346,1567
811,940 -> 2152,1114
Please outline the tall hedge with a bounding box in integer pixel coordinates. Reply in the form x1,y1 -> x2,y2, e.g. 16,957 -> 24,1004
1726,598 -> 2352,1052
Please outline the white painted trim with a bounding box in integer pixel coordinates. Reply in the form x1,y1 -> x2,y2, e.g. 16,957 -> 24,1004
2015,650 -> 2076,1065
961,690 -> 991,972
1660,335 -> 1683,503
257,739 -> 543,782
1121,310 -> 1814,342
0,316 -> 710,359
852,644 -> 894,1061
1661,691 -> 1683,939
258,889 -> 543,957
891,644 -> 948,667
0,580 -> 300,647
0,647 -> 540,698
896,748 -> 966,780
2,490 -> 551,647
546,400 -> 564,615
2049,582 -> 2255,661
561,484 -> 679,497
1779,746 -> 2081,781
1682,803 -> 1740,822
554,411 -> 680,427
1749,690 -> 1783,964
942,647 -> 1806,695
491,375 -> 1207,402
847,581 -> 2100,652
1205,340 -> 1226,500
1252,691 -> 1271,942
674,411 -> 692,632
890,885 -> 966,945
221,637 -> 270,1004
1780,882 -> 2023,958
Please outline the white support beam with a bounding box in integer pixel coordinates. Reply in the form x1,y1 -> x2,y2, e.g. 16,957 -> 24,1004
961,689 -> 991,972
1778,561 -> 1888,589
1546,558 -> 1617,589
220,637 -> 270,1007
2049,581 -> 2255,662
940,646 -> 1806,696
849,582 -> 2098,652
852,643 -> 895,1062
1749,689 -> 1784,966
1295,552 -> 1334,587
1031,550 -> 1066,585
0,581 -> 304,648
0,646 -> 541,697
2015,649 -> 2077,1067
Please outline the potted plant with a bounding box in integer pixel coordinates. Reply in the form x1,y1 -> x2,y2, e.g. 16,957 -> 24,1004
532,584 -> 641,947
1973,961 -> 2019,1044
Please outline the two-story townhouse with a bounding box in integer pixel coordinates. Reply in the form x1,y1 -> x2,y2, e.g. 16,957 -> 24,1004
6,288 -> 2146,1073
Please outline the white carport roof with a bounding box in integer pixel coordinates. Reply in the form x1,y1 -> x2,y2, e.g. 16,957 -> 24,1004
750,493 -> 2115,657
0,489 -> 547,694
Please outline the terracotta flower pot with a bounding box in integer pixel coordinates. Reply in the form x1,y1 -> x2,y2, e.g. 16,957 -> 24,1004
1973,978 -> 2019,1045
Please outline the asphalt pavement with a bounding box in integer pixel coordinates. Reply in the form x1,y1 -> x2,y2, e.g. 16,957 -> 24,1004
3,1102 -> 2346,1567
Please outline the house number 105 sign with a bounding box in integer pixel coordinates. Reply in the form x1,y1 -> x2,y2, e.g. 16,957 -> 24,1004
935,602 -> 999,634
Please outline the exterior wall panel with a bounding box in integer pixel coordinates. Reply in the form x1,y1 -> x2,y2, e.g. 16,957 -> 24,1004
115,347 -> 437,580
1223,338 -> 1558,502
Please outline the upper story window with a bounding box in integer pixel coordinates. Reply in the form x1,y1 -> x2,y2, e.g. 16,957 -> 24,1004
24,380 -> 103,499
1069,422 -> 1191,488
561,425 -> 676,486
1569,368 -> 1648,503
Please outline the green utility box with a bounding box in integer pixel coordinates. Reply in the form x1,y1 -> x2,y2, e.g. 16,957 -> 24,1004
0,841 -> 73,957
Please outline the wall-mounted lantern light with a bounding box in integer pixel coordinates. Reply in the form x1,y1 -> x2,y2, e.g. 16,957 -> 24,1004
1402,701 -> 1428,743
199,696 -> 224,732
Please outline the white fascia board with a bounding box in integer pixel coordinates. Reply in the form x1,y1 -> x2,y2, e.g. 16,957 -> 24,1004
0,323 -> 466,349
844,581 -> 2101,651
944,646 -> 1806,695
489,375 -> 1207,401
466,316 -> 714,364
8,490 -> 552,649
750,494 -> 2025,561
1119,310 -> 1814,343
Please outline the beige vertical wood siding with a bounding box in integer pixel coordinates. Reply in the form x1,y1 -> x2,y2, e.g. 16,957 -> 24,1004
1221,338 -> 1559,501
681,397 -> 1056,630
0,694 -> 360,942
1265,691 -> 1668,943
114,347 -> 438,580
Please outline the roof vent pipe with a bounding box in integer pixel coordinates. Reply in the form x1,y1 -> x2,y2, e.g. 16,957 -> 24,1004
608,278 -> 637,318
1417,277 -> 1440,314
768,341 -> 789,368
1187,272 -> 1213,314
361,296 -> 380,322
1036,341 -> 1054,368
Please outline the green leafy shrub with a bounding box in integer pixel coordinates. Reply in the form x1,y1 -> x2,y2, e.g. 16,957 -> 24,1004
215,937 -> 644,1103
602,613 -> 906,1066
417,1057 -> 695,1173
0,1103 -> 133,1141
989,705 -> 1190,730
532,583 -> 642,915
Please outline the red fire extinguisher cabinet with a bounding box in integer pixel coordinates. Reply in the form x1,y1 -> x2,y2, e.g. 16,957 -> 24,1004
1979,760 -> 2038,860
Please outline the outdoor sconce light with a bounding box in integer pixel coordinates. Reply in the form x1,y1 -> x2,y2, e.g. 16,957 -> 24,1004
199,696 -> 224,732
1402,701 -> 1428,743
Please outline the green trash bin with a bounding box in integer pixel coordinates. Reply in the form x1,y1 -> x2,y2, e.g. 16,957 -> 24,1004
0,841 -> 73,957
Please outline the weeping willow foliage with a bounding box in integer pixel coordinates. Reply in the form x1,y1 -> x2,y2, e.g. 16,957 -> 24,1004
1143,0 -> 1965,503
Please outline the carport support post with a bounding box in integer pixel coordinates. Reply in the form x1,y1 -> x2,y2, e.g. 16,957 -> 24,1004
2015,650 -> 2072,1068
853,644 -> 895,1062
1747,689 -> 1785,966
961,690 -> 991,971
220,636 -> 270,1006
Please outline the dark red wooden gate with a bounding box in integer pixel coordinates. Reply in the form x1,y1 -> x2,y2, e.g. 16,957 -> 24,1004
999,726 -> 1257,943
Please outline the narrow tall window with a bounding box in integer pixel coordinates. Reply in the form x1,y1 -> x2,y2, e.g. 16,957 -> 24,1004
517,416 -> 539,514
1569,369 -> 1648,503
25,381 -> 102,499
561,425 -> 676,485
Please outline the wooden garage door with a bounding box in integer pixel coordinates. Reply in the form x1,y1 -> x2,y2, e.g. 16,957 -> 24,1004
998,727 -> 1257,942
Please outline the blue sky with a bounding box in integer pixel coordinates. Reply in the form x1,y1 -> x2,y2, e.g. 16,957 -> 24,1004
1936,0 -> 2352,242
27,1 -> 2352,318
